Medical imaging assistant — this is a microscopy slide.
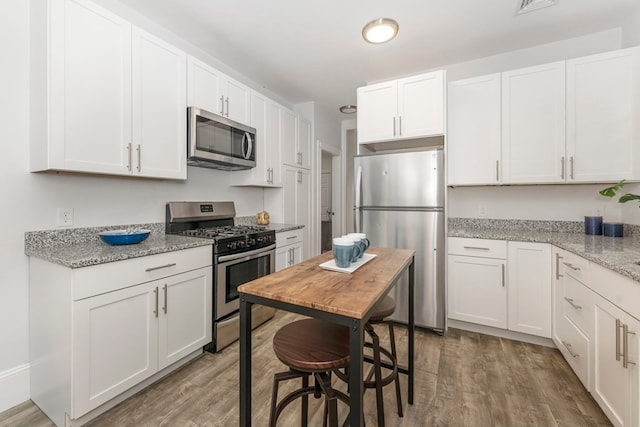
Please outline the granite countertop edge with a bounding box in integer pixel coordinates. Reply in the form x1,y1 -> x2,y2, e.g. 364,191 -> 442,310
25,235 -> 214,269
266,223 -> 304,233
448,228 -> 640,283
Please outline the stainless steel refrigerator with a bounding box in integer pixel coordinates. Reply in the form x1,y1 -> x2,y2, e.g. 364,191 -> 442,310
354,148 -> 445,331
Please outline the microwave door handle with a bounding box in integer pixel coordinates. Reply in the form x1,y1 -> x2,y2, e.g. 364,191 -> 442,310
241,133 -> 247,159
355,165 -> 362,232
244,133 -> 253,160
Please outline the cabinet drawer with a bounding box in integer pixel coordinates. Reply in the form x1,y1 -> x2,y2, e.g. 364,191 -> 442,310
73,246 -> 212,300
564,274 -> 594,336
557,316 -> 590,391
276,229 -> 303,248
560,251 -> 590,285
448,237 -> 507,259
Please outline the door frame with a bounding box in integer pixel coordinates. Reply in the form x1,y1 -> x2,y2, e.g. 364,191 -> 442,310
317,140 -> 341,257
340,119 -> 357,236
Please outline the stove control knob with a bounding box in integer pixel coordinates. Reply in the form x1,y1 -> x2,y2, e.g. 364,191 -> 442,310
238,241 -> 245,248
228,242 -> 236,250
249,238 -> 256,246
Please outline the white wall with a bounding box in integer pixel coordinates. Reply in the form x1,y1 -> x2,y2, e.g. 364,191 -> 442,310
0,1 -> 266,413
444,28 -> 640,224
622,8 -> 640,48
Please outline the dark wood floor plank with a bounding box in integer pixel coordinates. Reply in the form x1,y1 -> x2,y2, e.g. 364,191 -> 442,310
0,311 -> 611,427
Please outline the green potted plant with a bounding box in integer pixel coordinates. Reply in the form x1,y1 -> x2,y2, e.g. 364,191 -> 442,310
599,180 -> 640,205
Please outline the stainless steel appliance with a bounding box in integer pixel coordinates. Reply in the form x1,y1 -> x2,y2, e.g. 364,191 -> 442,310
187,107 -> 256,170
354,148 -> 445,331
166,201 -> 276,352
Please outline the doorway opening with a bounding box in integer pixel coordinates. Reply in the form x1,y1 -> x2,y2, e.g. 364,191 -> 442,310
318,142 -> 342,255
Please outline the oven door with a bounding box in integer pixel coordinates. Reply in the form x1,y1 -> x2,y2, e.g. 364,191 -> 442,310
215,244 -> 275,320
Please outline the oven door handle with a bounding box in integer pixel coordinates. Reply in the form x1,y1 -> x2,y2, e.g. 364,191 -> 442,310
217,244 -> 276,263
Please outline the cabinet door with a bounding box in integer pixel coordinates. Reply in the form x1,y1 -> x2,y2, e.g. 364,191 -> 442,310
507,242 -> 552,338
297,117 -> 312,169
291,243 -> 304,265
281,108 -> 297,166
297,169 -> 311,259
186,56 -> 223,115
73,282 -> 158,417
275,246 -> 290,271
447,74 -> 502,185
397,71 -> 445,138
246,91 -> 269,184
223,77 -> 251,124
502,61 -> 566,184
49,0 -> 132,175
357,80 -> 397,143
132,27 -> 187,179
566,47 -> 640,182
267,101 -> 282,185
158,267 -> 212,369
282,166 -> 298,225
447,254 -> 507,328
593,296 -> 639,427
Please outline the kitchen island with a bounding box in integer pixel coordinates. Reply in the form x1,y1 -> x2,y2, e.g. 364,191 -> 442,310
238,246 -> 416,426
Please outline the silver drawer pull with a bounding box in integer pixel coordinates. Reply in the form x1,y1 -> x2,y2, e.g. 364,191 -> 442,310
564,297 -> 582,310
562,341 -> 579,358
623,323 -> 636,368
145,263 -> 177,272
463,246 -> 490,251
562,262 -> 580,271
286,236 -> 298,240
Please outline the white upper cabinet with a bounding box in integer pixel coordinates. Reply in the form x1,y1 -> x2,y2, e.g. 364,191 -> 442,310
187,56 -> 251,125
132,28 -> 187,179
566,47 -> 640,183
447,73 -> 502,185
281,108 -> 298,166
357,70 -> 445,144
31,0 -> 186,179
502,61 -> 566,184
297,117 -> 312,169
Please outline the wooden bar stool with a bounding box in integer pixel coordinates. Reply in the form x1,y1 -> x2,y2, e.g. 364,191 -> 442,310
336,296 -> 403,427
270,318 -> 351,427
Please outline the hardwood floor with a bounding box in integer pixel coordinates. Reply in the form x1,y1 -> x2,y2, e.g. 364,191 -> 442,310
1,310 -> 611,426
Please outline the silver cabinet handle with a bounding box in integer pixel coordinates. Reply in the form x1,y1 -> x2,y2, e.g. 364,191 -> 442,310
564,297 -> 582,310
570,156 -> 574,180
561,156 -> 565,180
616,318 -> 622,362
623,323 -> 636,368
162,284 -> 168,314
501,264 -> 505,288
399,116 -> 402,136
126,143 -> 132,171
393,117 -> 396,136
219,95 -> 225,115
225,97 -> 230,117
136,144 -> 141,172
562,341 -> 579,358
562,262 -> 580,271
555,253 -> 564,279
153,287 -> 158,318
286,235 -> 298,240
145,263 -> 177,272
496,160 -> 500,182
463,246 -> 490,251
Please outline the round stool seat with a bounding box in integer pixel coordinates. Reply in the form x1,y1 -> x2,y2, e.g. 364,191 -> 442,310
370,295 -> 396,323
273,318 -> 350,372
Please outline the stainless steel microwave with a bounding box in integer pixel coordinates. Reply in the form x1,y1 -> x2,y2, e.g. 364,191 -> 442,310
187,107 -> 256,170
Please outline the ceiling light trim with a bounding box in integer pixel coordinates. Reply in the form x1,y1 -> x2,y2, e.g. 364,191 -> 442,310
517,0 -> 558,15
362,18 -> 399,44
339,105 -> 357,114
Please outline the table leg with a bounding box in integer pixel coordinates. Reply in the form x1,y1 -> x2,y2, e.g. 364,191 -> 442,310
408,257 -> 415,405
349,319 -> 364,426
239,295 -> 253,427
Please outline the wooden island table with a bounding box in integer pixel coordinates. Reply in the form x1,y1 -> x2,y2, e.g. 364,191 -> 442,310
238,246 -> 415,426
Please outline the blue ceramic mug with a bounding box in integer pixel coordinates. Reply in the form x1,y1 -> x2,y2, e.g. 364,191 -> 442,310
348,233 -> 370,258
333,237 -> 362,267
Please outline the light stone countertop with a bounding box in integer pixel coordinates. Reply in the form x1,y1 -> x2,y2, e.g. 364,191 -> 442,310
25,223 -> 213,269
448,227 -> 640,283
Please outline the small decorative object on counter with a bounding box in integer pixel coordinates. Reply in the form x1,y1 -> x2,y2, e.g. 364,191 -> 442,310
584,216 -> 603,235
98,229 -> 150,245
256,210 -> 270,225
603,222 -> 624,237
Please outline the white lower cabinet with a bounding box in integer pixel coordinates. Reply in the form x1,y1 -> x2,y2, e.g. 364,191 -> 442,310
447,238 -> 551,338
276,229 -> 304,271
29,246 -> 212,426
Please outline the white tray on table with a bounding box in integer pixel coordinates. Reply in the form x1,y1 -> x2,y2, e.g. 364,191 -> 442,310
319,253 -> 377,274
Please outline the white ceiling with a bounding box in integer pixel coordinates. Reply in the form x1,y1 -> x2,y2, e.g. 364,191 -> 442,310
121,0 -> 639,120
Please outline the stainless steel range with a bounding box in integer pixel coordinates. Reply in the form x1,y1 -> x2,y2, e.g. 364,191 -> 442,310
166,201 -> 276,352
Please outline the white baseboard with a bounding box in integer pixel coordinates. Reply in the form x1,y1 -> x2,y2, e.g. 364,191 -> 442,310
447,319 -> 556,348
0,363 -> 30,413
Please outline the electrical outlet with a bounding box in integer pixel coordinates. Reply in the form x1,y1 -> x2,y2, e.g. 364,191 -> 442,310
57,208 -> 74,227
478,205 -> 488,217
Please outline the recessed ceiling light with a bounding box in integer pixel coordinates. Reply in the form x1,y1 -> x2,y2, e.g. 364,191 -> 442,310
339,105 -> 357,114
362,18 -> 399,44
516,0 -> 558,15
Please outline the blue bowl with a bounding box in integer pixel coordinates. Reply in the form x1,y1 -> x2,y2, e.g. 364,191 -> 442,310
99,229 -> 151,245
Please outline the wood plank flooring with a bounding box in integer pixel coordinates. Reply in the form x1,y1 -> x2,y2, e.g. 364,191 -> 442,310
0,310 -> 611,426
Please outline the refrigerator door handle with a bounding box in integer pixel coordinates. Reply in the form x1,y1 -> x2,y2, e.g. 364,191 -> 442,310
355,165 -> 363,232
